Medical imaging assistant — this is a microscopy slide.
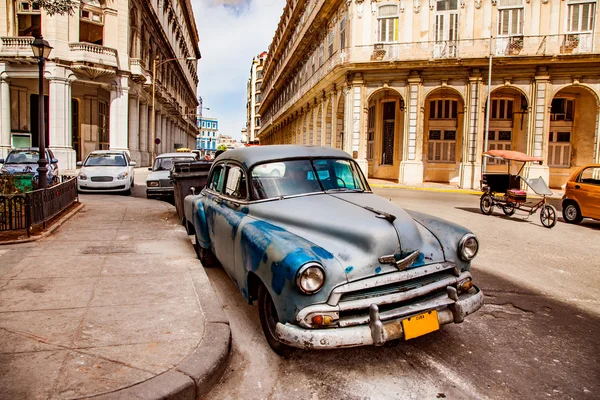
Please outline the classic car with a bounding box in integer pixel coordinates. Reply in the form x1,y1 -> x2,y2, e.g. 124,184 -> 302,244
77,150 -> 136,195
184,145 -> 483,355
146,152 -> 197,198
562,164 -> 600,224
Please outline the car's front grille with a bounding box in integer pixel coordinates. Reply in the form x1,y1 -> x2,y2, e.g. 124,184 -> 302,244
91,176 -> 113,182
82,185 -> 126,190
159,179 -> 173,187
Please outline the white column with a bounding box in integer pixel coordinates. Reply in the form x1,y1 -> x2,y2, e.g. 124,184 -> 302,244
400,73 -> 424,184
48,76 -> 76,170
460,76 -> 483,189
109,76 -> 130,151
0,77 -> 11,159
161,114 -> 167,154
128,95 -> 141,164
139,101 -> 149,166
525,75 -> 550,185
155,112 -> 162,155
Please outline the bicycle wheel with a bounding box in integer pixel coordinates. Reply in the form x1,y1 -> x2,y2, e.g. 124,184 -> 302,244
540,204 -> 557,228
502,203 -> 516,216
480,194 -> 494,215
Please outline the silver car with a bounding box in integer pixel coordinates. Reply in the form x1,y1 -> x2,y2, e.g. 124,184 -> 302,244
184,145 -> 483,355
146,153 -> 197,198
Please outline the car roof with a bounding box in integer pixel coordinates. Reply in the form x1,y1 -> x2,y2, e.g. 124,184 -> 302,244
88,150 -> 126,155
216,145 -> 352,168
156,153 -> 196,158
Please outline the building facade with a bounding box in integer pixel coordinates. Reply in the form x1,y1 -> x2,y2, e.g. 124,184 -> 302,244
245,51 -> 267,144
0,0 -> 200,169
258,0 -> 600,189
217,133 -> 236,149
197,116 -> 218,154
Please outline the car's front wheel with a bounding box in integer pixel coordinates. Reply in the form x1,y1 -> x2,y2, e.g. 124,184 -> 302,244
562,202 -> 583,224
194,235 -> 218,267
258,284 -> 294,358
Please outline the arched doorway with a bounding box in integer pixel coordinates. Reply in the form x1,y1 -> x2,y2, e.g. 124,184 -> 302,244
335,95 -> 345,150
423,88 -> 465,183
367,89 -> 404,180
484,87 -> 529,175
549,85 -> 599,188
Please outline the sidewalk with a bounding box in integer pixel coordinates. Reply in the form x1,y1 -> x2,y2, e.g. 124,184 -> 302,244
0,195 -> 230,399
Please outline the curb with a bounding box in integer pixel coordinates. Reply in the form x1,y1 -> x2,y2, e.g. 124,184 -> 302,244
369,183 -> 483,195
0,202 -> 85,245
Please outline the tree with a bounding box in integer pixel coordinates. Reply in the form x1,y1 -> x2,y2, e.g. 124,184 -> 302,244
34,0 -> 79,16
217,144 -> 228,151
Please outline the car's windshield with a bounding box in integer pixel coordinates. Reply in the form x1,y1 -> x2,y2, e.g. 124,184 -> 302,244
6,150 -> 39,164
153,157 -> 193,171
251,158 -> 368,200
84,153 -> 127,167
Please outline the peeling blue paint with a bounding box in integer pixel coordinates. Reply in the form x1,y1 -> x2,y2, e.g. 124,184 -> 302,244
311,246 -> 334,260
241,207 -> 249,214
272,249 -> 315,295
375,266 -> 382,274
413,252 -> 425,267
345,266 -> 354,274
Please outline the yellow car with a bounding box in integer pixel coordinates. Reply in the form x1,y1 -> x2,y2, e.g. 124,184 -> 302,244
562,164 -> 600,224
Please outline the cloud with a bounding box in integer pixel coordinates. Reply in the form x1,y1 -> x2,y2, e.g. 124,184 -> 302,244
191,0 -> 286,140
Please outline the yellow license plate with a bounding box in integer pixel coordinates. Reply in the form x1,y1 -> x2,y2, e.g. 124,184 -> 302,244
402,310 -> 440,340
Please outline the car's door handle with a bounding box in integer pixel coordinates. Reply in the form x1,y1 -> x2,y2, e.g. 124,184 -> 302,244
214,197 -> 222,204
575,185 -> 580,189
228,200 -> 240,208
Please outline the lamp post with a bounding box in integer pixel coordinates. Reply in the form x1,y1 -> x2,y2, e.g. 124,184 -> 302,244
151,56 -> 197,163
31,36 -> 53,189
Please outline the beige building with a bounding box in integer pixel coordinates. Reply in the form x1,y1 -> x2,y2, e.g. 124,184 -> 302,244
257,0 -> 600,189
0,0 -> 200,169
246,51 -> 267,144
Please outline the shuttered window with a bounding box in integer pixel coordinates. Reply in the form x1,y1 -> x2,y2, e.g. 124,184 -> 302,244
377,5 -> 399,43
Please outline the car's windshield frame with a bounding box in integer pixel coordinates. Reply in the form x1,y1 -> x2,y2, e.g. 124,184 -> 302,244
248,157 -> 370,201
83,153 -> 128,167
152,156 -> 195,171
5,150 -> 41,164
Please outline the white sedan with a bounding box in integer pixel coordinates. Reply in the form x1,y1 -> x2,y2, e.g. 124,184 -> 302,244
77,150 -> 136,195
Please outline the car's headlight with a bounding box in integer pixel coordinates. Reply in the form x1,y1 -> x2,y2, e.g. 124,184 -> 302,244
117,172 -> 129,180
458,234 -> 479,261
296,263 -> 325,294
147,181 -> 159,187
78,172 -> 87,180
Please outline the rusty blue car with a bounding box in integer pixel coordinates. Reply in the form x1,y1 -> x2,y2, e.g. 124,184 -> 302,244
184,145 -> 483,355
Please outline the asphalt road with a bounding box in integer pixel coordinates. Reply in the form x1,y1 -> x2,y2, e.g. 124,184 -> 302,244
198,189 -> 599,400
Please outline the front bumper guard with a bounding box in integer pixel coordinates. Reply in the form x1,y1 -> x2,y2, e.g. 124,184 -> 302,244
275,285 -> 484,350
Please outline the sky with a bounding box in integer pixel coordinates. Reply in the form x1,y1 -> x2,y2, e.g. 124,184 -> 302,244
190,0 -> 286,140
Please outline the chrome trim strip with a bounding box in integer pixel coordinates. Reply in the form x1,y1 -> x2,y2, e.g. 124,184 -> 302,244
327,262 -> 455,306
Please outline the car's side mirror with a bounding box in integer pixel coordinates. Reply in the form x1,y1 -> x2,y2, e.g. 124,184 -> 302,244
130,161 -> 137,167
76,161 -> 83,167
148,167 -> 152,171
190,186 -> 196,195
0,158 -> 4,164
51,158 -> 58,164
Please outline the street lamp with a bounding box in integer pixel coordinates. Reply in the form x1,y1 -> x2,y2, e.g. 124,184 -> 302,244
151,56 -> 197,163
31,36 -> 53,189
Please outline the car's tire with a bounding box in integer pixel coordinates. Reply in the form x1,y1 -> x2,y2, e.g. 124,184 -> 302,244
480,194 -> 494,215
258,284 -> 295,358
562,202 -> 583,224
146,192 -> 152,199
502,202 -> 517,216
540,204 -> 558,228
194,235 -> 218,267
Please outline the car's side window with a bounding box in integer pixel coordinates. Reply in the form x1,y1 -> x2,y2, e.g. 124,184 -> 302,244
224,165 -> 248,200
208,164 -> 225,193
578,167 -> 600,186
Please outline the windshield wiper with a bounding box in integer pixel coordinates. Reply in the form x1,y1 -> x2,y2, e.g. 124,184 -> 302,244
327,188 -> 364,192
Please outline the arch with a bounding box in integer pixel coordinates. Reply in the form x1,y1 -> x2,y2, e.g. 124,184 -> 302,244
336,94 -> 345,150
551,83 -> 600,106
367,87 -> 404,104
488,84 -> 530,108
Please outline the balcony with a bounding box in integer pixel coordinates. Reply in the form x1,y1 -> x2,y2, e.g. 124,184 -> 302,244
0,37 -> 34,57
68,42 -> 118,67
130,58 -> 151,84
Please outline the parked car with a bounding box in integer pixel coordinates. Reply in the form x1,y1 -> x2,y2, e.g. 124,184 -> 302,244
183,145 -> 483,355
0,148 -> 60,184
77,150 -> 136,195
146,152 -> 197,198
562,164 -> 600,224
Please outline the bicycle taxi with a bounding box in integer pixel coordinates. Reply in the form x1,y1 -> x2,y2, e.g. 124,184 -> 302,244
479,150 -> 558,228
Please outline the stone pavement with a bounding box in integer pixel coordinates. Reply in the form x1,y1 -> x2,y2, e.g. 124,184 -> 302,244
0,194 -> 230,399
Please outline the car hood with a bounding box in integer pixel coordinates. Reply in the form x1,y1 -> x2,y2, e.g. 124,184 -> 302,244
147,170 -> 170,181
1,164 -> 41,175
80,166 -> 129,176
248,192 -> 445,282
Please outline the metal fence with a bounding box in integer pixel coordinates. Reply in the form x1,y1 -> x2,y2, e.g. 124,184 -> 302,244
0,177 -> 78,236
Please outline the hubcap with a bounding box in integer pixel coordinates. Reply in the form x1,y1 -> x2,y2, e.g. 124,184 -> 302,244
565,205 -> 577,220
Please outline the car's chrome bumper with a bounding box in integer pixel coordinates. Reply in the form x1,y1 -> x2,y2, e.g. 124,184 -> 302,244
275,285 -> 484,350
146,186 -> 174,195
78,180 -> 129,192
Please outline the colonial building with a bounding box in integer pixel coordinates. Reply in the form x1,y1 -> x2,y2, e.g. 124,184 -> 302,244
257,0 -> 600,189
245,51 -> 267,144
197,116 -> 218,155
217,133 -> 236,149
0,0 -> 200,169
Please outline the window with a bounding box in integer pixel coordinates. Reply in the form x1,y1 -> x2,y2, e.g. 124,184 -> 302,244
578,166 -> 600,185
318,43 -> 324,66
490,99 -> 514,120
435,1 -> 458,45
208,164 -> 225,192
498,0 -> 524,36
256,70 -> 263,80
428,130 -> 456,163
568,1 -> 596,32
381,102 -> 396,165
256,93 -> 262,103
224,166 -> 247,199
429,100 -> 458,119
548,131 -> 572,168
486,131 -> 512,164
98,101 -> 109,147
340,16 -> 346,49
255,117 -> 260,126
377,5 -> 399,43
328,29 -> 335,57
311,54 -> 315,74
80,0 -> 104,45
255,82 -> 261,92
550,98 -> 574,121
16,1 -> 41,38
